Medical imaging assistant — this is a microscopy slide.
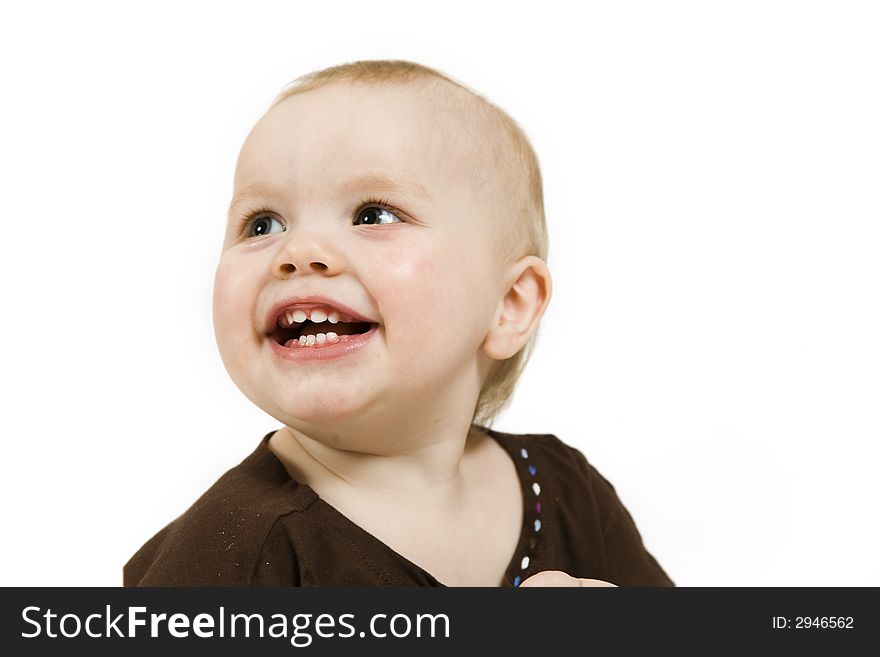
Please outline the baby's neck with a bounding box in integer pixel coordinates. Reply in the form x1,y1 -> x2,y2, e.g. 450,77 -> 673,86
270,425 -> 519,587
268,424 -> 489,511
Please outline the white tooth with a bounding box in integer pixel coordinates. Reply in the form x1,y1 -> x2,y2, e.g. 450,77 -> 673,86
326,331 -> 338,343
285,311 -> 295,326
315,333 -> 327,344
292,309 -> 308,323
299,335 -> 307,346
310,309 -> 328,323
305,334 -> 316,346
328,310 -> 340,324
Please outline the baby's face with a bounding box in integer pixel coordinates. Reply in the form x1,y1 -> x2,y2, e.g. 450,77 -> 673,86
214,81 -> 506,435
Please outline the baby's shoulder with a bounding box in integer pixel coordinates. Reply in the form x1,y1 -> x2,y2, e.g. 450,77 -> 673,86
484,426 -> 595,478
124,432 -> 314,586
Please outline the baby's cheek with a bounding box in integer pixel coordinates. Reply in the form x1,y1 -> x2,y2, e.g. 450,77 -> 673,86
382,251 -> 457,327
212,260 -> 251,339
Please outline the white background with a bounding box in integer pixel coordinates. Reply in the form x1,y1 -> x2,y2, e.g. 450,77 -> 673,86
1,1 -> 877,586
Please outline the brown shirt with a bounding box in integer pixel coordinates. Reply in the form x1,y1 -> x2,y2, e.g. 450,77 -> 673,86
124,428 -> 674,587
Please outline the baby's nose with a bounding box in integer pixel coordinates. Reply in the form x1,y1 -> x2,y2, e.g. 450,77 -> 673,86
272,230 -> 346,279
278,260 -> 329,276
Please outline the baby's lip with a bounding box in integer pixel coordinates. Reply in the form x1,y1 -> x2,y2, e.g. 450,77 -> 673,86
264,295 -> 377,332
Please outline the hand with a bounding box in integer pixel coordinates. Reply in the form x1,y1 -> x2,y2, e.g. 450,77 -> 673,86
519,570 -> 618,587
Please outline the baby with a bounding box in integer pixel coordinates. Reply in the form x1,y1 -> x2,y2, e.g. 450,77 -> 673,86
124,59 -> 673,588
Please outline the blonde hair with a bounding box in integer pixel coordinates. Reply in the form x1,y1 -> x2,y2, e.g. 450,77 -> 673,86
269,60 -> 548,429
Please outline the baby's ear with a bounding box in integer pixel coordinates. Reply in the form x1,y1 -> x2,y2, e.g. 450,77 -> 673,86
482,255 -> 552,360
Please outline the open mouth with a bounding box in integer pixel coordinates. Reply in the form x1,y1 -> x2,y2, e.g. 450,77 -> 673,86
268,308 -> 378,348
269,319 -> 377,347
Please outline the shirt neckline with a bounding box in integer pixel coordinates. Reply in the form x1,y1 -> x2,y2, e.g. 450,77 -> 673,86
256,427 -> 544,587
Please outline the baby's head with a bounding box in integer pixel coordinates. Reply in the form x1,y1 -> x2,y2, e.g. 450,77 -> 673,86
213,60 -> 550,445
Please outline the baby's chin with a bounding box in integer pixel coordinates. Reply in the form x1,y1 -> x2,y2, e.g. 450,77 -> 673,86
264,393 -> 375,430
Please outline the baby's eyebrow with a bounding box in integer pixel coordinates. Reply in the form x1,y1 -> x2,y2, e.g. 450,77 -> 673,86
339,173 -> 433,201
228,173 -> 433,216
227,183 -> 282,217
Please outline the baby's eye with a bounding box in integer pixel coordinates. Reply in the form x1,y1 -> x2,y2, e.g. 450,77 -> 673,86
246,214 -> 285,238
354,205 -> 402,226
